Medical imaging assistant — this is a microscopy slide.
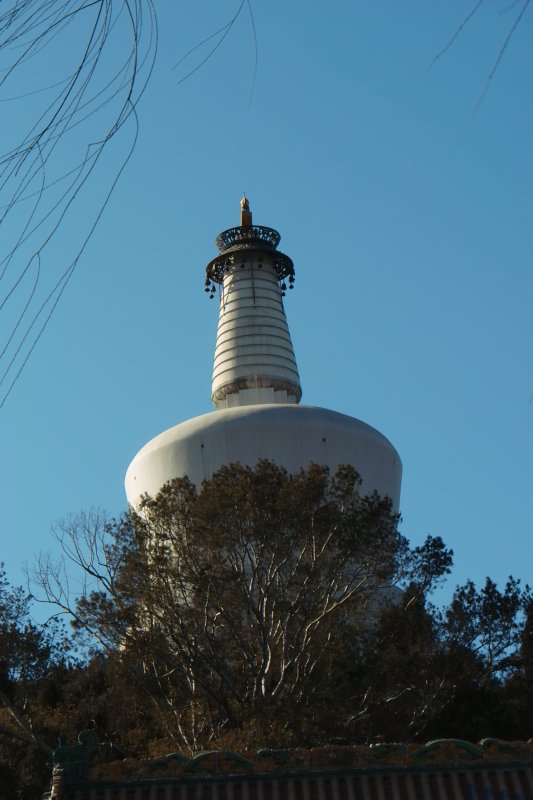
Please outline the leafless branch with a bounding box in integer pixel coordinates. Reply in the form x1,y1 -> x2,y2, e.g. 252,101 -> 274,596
0,687 -> 53,754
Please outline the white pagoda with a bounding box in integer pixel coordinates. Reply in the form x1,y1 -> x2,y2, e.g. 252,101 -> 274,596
125,197 -> 401,508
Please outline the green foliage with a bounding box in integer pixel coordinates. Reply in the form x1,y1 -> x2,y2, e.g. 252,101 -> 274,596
0,566 -> 65,687
0,564 -> 73,799
441,577 -> 531,677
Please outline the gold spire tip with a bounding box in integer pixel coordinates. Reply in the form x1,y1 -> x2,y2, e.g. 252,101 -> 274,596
240,193 -> 252,226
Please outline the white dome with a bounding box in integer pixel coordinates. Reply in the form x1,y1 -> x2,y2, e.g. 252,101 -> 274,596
125,404 -> 402,509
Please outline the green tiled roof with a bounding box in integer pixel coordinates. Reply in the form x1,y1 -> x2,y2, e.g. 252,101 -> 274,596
46,738 -> 533,800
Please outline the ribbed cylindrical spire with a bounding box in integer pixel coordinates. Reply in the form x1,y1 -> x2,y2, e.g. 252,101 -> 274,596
205,198 -> 301,409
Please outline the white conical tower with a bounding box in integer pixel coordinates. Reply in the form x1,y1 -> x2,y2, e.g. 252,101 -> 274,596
207,196 -> 301,408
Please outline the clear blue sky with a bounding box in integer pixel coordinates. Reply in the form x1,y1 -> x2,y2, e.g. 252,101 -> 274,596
0,1 -> 531,612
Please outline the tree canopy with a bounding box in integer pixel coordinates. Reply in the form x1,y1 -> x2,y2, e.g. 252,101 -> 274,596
1,461 -> 531,798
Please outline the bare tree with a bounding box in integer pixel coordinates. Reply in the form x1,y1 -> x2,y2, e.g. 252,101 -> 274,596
0,0 -> 157,407
0,0 -> 257,409
31,461 -> 452,748
429,0 -> 531,111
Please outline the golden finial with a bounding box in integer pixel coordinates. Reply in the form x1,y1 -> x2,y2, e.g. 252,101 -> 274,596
240,193 -> 252,226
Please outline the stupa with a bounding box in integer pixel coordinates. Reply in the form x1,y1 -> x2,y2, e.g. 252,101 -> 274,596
125,197 -> 401,507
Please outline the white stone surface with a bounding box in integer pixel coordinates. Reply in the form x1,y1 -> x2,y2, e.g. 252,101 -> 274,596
212,251 -> 301,407
125,404 -> 402,510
